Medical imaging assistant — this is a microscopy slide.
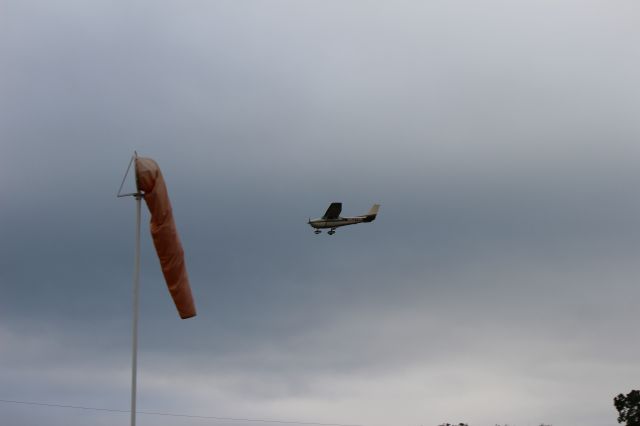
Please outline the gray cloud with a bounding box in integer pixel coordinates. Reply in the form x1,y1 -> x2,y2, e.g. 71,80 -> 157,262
2,1 -> 640,425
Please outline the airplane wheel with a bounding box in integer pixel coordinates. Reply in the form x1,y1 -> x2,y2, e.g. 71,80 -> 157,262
314,230 -> 321,235
328,231 -> 335,235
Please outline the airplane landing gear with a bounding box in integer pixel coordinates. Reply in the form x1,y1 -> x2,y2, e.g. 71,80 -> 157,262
314,229 -> 321,235
328,229 -> 336,235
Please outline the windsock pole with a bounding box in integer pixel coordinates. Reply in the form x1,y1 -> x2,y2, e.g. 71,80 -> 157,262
117,152 -> 141,426
130,190 -> 141,426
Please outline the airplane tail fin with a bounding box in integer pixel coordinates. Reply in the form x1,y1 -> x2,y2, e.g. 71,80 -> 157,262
362,204 -> 380,222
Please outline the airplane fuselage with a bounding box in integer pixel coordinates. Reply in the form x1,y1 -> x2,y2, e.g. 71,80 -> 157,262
308,216 -> 368,229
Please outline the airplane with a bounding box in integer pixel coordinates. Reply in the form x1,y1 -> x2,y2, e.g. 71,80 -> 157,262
308,203 -> 380,235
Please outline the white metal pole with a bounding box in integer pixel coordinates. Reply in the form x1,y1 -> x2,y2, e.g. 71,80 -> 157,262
130,193 -> 141,426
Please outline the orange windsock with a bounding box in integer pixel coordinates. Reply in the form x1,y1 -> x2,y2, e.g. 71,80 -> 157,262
135,157 -> 196,319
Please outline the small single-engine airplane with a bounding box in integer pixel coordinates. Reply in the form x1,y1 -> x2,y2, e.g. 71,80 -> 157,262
308,203 -> 380,235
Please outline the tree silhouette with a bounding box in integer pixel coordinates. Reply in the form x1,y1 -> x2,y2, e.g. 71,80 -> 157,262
614,390 -> 640,426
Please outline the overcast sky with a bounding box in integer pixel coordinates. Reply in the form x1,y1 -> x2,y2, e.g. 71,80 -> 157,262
1,1 -> 640,425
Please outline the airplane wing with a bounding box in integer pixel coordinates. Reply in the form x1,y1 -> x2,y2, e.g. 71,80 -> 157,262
322,202 -> 342,219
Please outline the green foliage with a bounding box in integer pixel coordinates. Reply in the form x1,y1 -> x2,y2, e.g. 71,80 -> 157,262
614,390 -> 640,426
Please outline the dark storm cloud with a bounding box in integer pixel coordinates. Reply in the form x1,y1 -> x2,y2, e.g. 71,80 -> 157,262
2,1 -> 640,425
